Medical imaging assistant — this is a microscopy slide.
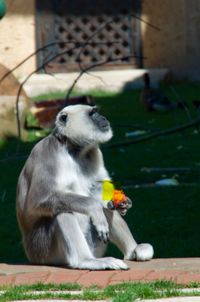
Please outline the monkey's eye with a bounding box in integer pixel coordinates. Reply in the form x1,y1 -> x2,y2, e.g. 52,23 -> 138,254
89,107 -> 98,116
59,114 -> 68,123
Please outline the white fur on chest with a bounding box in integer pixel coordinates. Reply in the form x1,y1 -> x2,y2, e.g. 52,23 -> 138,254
55,150 -> 96,197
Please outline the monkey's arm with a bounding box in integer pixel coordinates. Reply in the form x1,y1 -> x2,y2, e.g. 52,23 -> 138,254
29,190 -> 102,217
25,176 -> 109,242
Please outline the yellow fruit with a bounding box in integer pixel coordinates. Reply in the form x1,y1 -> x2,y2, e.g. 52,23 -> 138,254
102,180 -> 115,201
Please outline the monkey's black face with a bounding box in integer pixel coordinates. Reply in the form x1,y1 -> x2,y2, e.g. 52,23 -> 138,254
89,107 -> 110,132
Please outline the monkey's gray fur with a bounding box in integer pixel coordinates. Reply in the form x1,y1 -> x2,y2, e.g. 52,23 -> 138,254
16,105 -> 153,270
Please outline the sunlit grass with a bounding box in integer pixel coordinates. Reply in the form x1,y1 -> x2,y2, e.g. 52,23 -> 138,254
0,281 -> 199,301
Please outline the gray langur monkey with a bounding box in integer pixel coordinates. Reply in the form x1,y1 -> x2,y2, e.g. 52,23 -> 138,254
16,105 -> 153,270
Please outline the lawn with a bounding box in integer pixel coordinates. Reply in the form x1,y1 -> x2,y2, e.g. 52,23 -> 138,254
0,281 -> 200,301
0,81 -> 200,263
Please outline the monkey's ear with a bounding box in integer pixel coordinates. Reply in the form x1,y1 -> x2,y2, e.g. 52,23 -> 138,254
59,113 -> 68,123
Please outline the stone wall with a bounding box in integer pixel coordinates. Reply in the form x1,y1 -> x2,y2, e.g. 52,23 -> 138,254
142,0 -> 200,80
0,0 -> 36,79
0,0 -> 200,80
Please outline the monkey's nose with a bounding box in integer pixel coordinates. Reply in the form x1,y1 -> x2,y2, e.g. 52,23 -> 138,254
98,116 -> 109,129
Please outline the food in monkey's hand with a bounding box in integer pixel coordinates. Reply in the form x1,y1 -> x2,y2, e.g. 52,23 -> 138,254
108,189 -> 127,207
107,189 -> 131,215
102,180 -> 132,216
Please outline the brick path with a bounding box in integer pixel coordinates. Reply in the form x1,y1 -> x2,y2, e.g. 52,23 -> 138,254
0,258 -> 199,288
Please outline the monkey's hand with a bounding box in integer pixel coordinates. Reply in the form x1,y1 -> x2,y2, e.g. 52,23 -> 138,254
117,197 -> 132,216
90,211 -> 109,243
108,197 -> 132,216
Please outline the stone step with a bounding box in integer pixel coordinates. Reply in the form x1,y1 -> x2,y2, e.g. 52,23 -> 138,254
21,68 -> 169,97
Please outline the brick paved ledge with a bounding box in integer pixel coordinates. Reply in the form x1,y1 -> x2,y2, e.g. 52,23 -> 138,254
0,258 -> 199,288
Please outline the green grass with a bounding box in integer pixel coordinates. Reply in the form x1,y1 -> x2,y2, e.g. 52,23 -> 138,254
0,281 -> 200,301
1,82 -> 200,263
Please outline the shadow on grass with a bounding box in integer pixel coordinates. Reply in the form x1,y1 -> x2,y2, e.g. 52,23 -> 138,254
0,138 -> 36,263
1,86 -> 200,263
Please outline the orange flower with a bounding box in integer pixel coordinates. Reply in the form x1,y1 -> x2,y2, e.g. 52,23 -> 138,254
112,189 -> 127,206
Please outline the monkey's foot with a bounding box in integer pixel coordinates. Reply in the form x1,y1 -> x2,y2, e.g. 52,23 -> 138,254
126,243 -> 154,261
71,257 -> 129,270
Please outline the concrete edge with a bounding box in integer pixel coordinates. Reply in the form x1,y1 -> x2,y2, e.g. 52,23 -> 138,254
20,68 -> 169,97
